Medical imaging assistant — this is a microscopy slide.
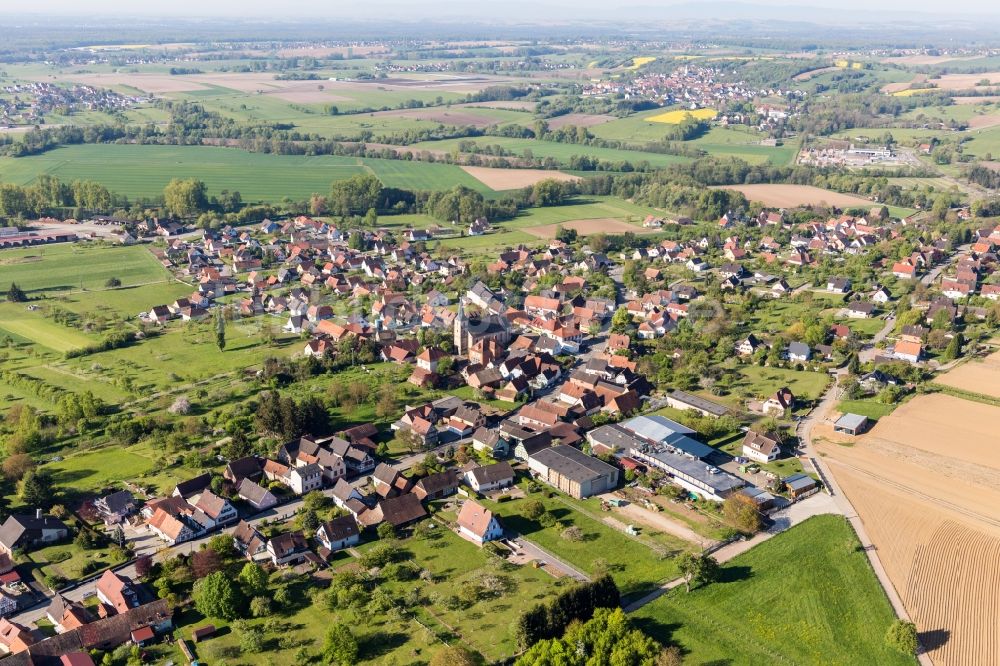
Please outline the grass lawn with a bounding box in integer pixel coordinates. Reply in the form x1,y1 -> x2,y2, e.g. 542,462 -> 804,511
0,243 -> 170,295
43,446 -> 159,495
448,385 -> 517,412
631,515 -> 916,666
835,399 -> 898,421
481,489 -> 691,599
840,316 -> 889,337
0,303 -> 98,352
737,365 -> 830,402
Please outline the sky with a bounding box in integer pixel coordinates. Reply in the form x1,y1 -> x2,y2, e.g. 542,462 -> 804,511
9,0 -> 1000,18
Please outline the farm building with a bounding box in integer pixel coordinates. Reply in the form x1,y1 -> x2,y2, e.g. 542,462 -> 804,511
527,445 -> 619,499
783,473 -> 820,499
664,390 -> 728,418
833,413 -> 869,436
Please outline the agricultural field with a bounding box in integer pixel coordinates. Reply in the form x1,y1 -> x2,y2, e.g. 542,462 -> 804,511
407,136 -> 693,168
646,108 -> 717,124
632,515 -> 917,666
459,166 -> 580,190
522,217 -> 656,239
718,183 -> 914,217
933,349 -> 1000,398
0,144 -> 494,201
816,391 -> 1000,666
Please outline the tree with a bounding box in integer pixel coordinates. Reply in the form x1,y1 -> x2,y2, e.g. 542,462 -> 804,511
6,283 -> 27,303
214,307 -> 226,351
611,306 -> 633,334
249,596 -> 272,617
2,453 -> 35,480
163,178 -> 208,217
554,225 -> 578,244
723,494 -> 763,534
943,333 -> 963,361
233,621 -> 265,652
105,277 -> 121,288
886,619 -> 919,655
238,562 -> 268,597
18,469 -> 55,507
522,499 -> 545,520
192,571 -> 243,620
323,624 -> 359,666
377,521 -> 396,541
430,646 -> 482,666
191,548 -> 223,578
676,552 -> 720,593
134,555 -> 153,579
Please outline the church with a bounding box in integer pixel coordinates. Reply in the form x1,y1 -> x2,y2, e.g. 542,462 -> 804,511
454,298 -> 512,357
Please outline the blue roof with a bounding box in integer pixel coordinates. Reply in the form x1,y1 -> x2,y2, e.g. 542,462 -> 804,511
621,415 -> 715,459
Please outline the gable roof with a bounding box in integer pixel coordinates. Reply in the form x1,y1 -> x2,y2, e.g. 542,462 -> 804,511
456,501 -> 500,539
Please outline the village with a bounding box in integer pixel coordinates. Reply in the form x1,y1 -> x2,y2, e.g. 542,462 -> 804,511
0,179 -> 995,663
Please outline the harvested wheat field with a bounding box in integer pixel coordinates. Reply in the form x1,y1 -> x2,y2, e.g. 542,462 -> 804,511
463,100 -> 537,111
967,113 -> 1000,130
818,392 -> 1000,665
953,96 -> 1000,104
717,184 -> 874,209
934,350 -> 1000,398
523,218 -> 651,239
546,113 -> 617,129
460,166 -> 579,190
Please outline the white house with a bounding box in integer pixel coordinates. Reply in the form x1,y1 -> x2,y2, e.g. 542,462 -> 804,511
742,431 -> 780,463
456,501 -> 504,544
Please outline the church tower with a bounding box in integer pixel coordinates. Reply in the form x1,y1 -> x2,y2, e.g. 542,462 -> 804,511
454,297 -> 468,356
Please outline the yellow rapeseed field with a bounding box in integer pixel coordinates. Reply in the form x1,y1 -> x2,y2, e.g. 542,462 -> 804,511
647,108 -> 717,124
891,88 -> 938,97
627,56 -> 656,69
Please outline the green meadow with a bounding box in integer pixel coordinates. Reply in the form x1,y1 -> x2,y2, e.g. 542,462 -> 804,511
0,144 -> 493,202
632,515 -> 916,666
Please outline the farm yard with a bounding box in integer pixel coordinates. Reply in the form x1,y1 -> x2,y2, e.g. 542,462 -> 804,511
632,515 -> 916,666
817,390 -> 1000,666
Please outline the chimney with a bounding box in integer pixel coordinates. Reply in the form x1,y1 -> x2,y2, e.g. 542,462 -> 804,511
36,508 -> 43,519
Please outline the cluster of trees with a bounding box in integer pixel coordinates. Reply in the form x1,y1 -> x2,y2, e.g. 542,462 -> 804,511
0,175 -> 114,221
514,574 -> 620,648
253,390 -> 329,440
516,608 -> 680,666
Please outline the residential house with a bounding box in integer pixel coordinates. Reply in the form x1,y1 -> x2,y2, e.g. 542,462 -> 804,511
96,570 -> 141,616
464,462 -> 515,493
232,520 -> 268,561
412,471 -> 460,501
762,387 -> 795,416
267,531 -> 310,567
0,511 -> 69,555
236,478 -> 278,511
94,491 -> 137,526
316,516 -> 360,554
785,342 -> 812,362
456,501 -> 504,544
742,431 -> 780,463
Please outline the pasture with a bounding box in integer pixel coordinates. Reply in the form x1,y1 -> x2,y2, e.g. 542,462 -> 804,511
632,515 -> 916,666
0,144 -> 493,201
523,218 -> 654,239
0,244 -> 170,294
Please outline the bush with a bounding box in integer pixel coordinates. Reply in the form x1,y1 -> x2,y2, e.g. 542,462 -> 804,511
250,596 -> 272,617
886,619 -> 918,654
